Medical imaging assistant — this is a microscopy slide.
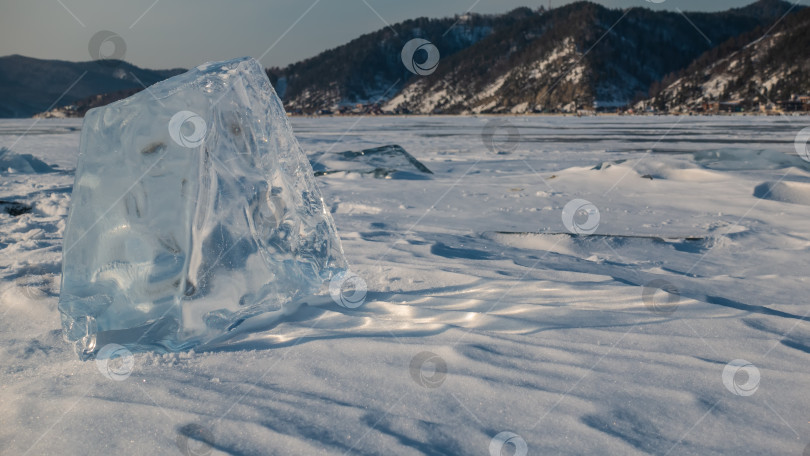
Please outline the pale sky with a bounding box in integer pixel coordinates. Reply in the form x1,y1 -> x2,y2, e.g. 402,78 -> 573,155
0,0 -> 773,70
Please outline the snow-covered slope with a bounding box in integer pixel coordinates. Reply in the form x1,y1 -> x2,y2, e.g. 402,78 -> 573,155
383,38 -> 586,114
2,116 -> 810,454
274,1 -> 798,115
646,6 -> 810,112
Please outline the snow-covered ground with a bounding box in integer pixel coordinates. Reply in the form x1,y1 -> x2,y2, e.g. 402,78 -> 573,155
2,115 -> 810,455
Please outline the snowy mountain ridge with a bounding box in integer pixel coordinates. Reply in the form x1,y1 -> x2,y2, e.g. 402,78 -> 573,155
643,5 -> 810,112
1,0 -> 803,117
270,0 -> 800,114
382,37 -> 584,114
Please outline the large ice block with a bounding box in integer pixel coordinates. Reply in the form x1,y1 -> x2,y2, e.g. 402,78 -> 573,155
59,57 -> 347,358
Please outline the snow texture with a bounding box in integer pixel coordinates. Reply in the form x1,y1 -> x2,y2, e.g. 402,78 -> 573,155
1,115 -> 810,455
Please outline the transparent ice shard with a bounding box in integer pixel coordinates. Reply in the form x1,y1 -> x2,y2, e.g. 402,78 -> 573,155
309,145 -> 433,178
59,57 -> 347,358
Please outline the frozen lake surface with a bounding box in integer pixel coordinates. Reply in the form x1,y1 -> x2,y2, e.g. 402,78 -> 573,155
1,115 -> 809,455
